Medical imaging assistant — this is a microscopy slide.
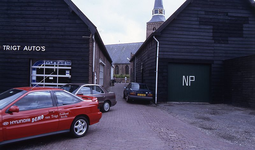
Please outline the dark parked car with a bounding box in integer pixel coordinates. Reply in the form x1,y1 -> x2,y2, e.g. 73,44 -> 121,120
61,83 -> 117,112
0,87 -> 102,145
123,82 -> 153,103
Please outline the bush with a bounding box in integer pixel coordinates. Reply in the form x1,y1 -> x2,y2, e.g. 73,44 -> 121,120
114,74 -> 130,78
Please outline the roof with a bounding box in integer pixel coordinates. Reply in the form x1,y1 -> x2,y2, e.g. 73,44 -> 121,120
148,0 -> 166,22
149,15 -> 166,22
132,0 -> 255,61
106,42 -> 143,64
154,0 -> 164,9
15,87 -> 62,91
64,83 -> 101,86
63,0 -> 112,63
131,0 -> 192,61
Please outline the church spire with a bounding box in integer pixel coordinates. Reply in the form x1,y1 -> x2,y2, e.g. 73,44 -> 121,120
149,0 -> 166,22
146,0 -> 166,38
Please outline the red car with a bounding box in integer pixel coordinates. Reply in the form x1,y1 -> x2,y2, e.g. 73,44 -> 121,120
0,87 -> 102,145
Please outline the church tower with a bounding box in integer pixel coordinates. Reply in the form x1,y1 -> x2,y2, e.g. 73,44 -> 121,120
146,0 -> 166,38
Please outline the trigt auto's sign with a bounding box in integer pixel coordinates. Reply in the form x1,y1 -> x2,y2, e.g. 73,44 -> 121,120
0,45 -> 46,52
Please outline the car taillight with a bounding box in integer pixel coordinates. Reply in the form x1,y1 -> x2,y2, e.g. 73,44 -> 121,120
148,93 -> 153,97
130,92 -> 136,95
81,95 -> 98,102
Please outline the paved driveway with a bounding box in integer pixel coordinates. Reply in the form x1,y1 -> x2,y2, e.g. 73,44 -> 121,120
158,102 -> 255,149
2,83 -> 254,150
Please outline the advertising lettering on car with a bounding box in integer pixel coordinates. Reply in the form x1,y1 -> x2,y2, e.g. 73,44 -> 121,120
2,115 -> 45,126
5,118 -> 31,126
31,115 -> 44,123
60,112 -> 69,118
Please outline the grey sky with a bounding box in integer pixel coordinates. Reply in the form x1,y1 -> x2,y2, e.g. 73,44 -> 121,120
72,0 -> 186,44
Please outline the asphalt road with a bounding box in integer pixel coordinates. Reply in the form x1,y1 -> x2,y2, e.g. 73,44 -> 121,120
2,83 -> 254,150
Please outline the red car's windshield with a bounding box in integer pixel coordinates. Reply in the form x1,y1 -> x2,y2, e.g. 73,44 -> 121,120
0,89 -> 26,109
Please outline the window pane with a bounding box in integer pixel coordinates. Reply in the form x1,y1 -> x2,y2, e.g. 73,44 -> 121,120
54,91 -> 81,106
0,89 -> 26,109
89,86 -> 103,94
99,64 -> 104,85
115,65 -> 119,74
131,83 -> 140,90
61,85 -> 80,93
31,60 -> 72,87
125,65 -> 129,74
14,91 -> 53,111
79,87 -> 91,95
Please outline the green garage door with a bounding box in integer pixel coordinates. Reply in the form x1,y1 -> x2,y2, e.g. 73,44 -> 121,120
168,63 -> 211,102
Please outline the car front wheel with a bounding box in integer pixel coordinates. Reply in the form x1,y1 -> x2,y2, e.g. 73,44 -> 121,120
70,116 -> 89,138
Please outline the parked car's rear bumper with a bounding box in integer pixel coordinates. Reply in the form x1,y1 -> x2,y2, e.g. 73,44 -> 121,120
128,95 -> 153,101
111,100 -> 117,106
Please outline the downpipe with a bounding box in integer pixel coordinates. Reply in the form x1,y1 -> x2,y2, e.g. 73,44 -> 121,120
153,36 -> 159,105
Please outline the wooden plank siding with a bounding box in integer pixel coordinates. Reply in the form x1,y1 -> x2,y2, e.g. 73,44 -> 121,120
224,55 -> 255,108
0,0 -> 94,91
131,0 -> 255,103
133,39 -> 157,90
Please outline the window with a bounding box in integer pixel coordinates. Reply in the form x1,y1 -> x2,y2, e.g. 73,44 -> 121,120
131,83 -> 140,90
127,83 -> 131,89
115,65 -> 119,74
31,60 -> 72,87
61,84 -> 80,93
54,91 -> 81,106
99,64 -> 104,85
0,89 -> 26,109
154,10 -> 159,15
79,87 -> 92,95
159,9 -> 163,14
91,86 -> 104,94
14,91 -> 53,111
125,65 -> 129,74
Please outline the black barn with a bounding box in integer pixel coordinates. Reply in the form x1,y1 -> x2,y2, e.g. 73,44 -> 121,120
0,0 -> 112,92
224,54 -> 255,108
131,0 -> 255,104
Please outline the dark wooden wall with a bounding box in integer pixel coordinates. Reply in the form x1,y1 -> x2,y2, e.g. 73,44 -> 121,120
0,0 -> 91,91
224,55 -> 255,108
133,0 -> 255,103
133,39 -> 157,92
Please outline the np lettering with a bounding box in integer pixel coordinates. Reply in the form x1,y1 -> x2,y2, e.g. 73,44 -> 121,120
183,76 -> 196,86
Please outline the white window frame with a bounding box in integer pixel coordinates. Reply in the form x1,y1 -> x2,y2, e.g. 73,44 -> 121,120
31,60 -> 72,87
99,59 -> 105,86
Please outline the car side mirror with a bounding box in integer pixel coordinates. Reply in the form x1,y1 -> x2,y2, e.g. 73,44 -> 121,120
9,106 -> 19,113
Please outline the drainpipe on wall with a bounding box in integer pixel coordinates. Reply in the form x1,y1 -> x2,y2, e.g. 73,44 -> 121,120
92,35 -> 96,84
153,36 -> 159,105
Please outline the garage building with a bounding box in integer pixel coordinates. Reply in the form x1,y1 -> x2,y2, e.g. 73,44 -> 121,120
0,0 -> 112,92
131,0 -> 255,104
